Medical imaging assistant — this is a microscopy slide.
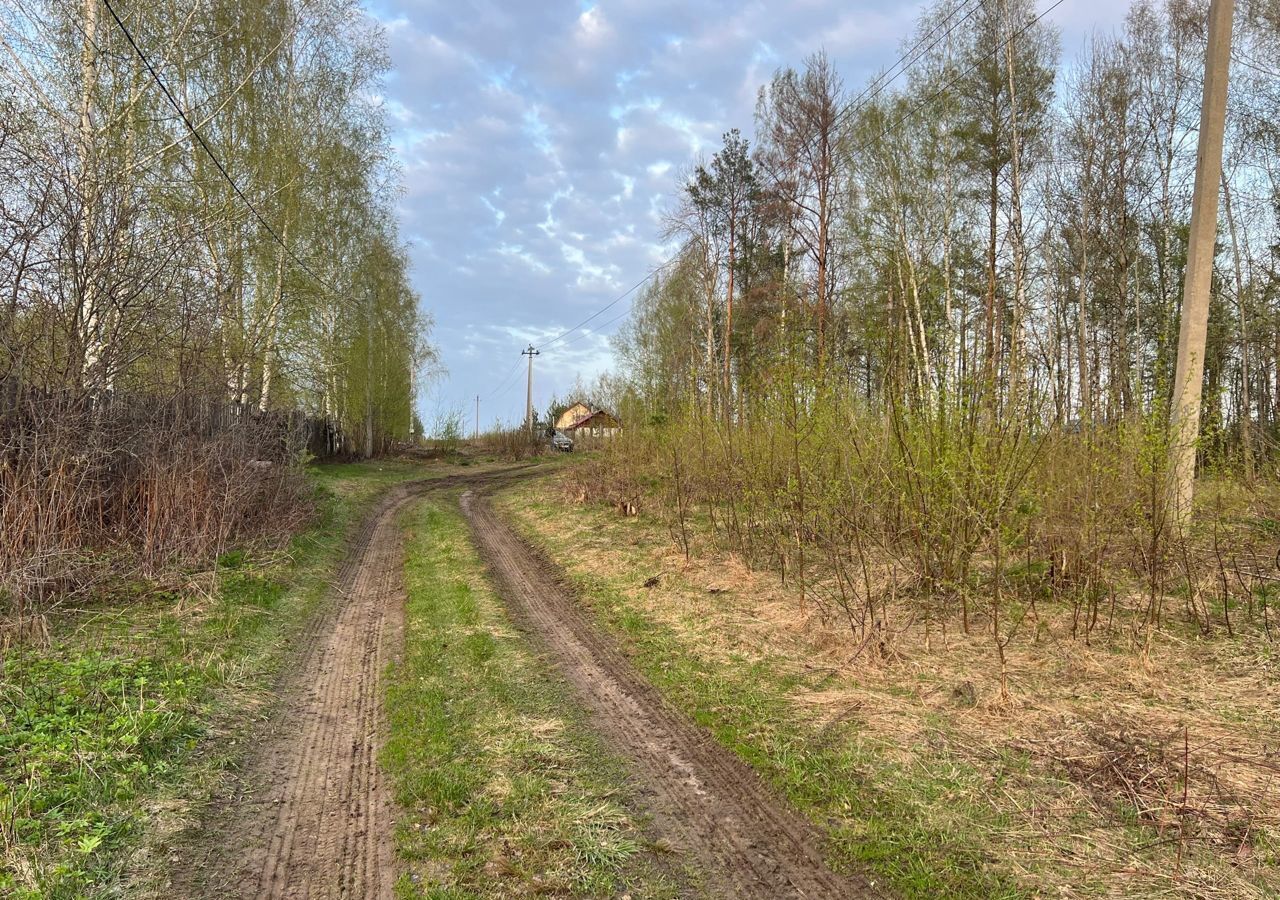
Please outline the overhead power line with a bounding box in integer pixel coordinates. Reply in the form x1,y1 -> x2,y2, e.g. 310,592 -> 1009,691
488,0 -> 1066,409
100,0 -> 335,297
482,262 -> 663,409
555,305 -> 632,349
531,0 -> 992,363
484,355 -> 524,402
850,0 -> 1067,158
484,298 -> 633,407
482,266 -> 655,407
535,263 -> 671,352
834,0 -> 982,130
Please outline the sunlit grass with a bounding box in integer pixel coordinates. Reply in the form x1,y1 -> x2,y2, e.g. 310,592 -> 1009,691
385,498 -> 689,899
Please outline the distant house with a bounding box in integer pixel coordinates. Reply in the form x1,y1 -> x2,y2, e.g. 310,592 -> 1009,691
566,409 -> 622,438
554,401 -> 622,438
554,401 -> 593,431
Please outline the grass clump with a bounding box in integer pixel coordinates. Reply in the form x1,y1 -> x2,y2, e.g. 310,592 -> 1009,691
386,498 -> 686,899
0,653 -> 201,896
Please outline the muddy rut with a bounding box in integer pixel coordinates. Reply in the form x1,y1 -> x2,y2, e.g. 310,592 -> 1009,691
181,480 -> 415,897
182,466 -> 876,898
461,486 -> 879,900
180,470 -> 523,898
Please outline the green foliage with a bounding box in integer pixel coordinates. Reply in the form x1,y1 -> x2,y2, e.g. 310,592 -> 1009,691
428,405 -> 468,453
593,0 -> 1280,665
0,653 -> 202,898
0,0 -> 435,445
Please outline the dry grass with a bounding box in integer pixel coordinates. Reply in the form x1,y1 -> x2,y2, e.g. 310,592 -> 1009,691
505,471 -> 1280,899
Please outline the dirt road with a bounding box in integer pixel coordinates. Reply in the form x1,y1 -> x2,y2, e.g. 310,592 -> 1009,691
180,470 -> 523,898
181,479 -> 416,898
462,485 -> 878,899
182,465 -> 874,898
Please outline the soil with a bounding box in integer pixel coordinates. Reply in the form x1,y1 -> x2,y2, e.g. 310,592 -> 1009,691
176,469 -> 521,898
179,465 -> 877,898
461,482 -> 879,900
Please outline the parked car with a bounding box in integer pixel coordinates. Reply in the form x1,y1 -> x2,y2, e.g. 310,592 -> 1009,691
550,429 -> 574,452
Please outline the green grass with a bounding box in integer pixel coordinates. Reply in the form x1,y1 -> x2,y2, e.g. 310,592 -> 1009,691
497,482 -> 1026,900
0,459 -> 436,899
385,498 -> 690,899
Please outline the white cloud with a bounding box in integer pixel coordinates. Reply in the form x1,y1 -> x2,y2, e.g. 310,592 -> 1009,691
575,5 -> 613,45
371,0 -> 1137,426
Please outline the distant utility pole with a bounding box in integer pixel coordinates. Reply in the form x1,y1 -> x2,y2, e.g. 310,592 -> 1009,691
474,394 -> 480,441
522,344 -> 540,439
1169,0 -> 1234,526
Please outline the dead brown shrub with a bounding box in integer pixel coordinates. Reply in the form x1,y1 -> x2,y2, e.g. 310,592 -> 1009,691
475,426 -> 544,461
0,390 -> 312,635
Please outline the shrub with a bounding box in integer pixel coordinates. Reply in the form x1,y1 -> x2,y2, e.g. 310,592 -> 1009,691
0,390 -> 312,640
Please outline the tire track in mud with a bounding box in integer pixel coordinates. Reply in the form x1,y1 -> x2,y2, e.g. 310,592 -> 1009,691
460,487 -> 881,900
181,468 -> 529,899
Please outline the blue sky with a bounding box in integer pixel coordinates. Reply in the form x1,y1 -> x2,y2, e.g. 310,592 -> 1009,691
363,0 -> 1130,431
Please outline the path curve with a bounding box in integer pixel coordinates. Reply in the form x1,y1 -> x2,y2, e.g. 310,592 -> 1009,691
181,465 -> 878,899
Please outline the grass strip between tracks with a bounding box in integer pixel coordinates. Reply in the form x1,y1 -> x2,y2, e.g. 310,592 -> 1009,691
385,496 -> 693,899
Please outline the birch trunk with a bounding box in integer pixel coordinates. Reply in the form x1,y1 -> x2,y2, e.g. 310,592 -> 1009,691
76,0 -> 104,392
259,222 -> 289,412
1003,0 -> 1028,409
1221,174 -> 1254,480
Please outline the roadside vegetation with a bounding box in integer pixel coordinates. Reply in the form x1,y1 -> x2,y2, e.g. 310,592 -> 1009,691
0,461 -> 431,898
500,473 -> 1278,898
1,1 -> 438,883
1,0 -> 436,639
387,496 -> 690,899
534,1 -> 1280,895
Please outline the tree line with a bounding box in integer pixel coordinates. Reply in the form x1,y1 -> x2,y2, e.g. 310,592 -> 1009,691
595,0 -> 1280,670
0,0 -> 432,453
1,0 -> 433,628
618,0 -> 1279,467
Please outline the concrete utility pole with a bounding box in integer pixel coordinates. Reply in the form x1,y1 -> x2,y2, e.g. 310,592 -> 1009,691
474,394 -> 480,441
522,344 -> 540,439
1168,0 -> 1234,525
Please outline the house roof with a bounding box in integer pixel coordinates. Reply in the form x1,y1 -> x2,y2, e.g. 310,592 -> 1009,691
554,401 -> 592,428
564,409 -> 621,430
